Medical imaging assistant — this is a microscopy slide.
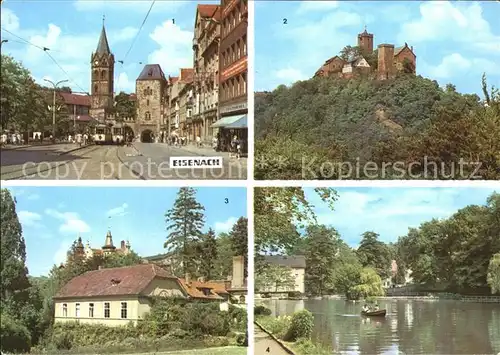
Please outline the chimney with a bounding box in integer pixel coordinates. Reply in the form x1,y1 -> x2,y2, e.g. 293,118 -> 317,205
185,273 -> 191,285
232,256 -> 244,289
121,240 -> 125,249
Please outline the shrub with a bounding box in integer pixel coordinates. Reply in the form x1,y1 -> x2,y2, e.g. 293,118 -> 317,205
0,312 -> 32,353
285,310 -> 314,341
288,291 -> 303,298
254,305 -> 272,316
236,332 -> 248,346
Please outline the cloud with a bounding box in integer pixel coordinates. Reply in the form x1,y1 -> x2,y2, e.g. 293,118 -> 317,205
107,203 -> 129,217
53,239 -> 74,266
399,1 -> 500,54
1,7 -> 20,31
296,1 -> 339,14
116,72 -> 135,93
214,217 -> 238,234
421,53 -> 500,79
148,20 -> 193,75
45,208 -> 90,234
274,67 -> 306,83
18,211 -> 43,228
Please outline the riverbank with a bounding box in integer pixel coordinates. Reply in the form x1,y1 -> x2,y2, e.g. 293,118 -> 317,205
255,313 -> 333,355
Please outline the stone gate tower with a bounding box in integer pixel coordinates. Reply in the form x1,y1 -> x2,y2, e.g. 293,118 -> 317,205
90,20 -> 114,120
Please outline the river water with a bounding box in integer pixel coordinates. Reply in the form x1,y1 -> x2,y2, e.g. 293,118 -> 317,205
261,298 -> 500,354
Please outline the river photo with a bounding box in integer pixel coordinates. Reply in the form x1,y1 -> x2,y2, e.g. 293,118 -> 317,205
262,299 -> 500,355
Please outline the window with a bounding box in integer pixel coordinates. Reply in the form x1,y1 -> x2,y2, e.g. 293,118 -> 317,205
145,111 -> 151,120
89,303 -> 94,318
75,303 -> 80,317
121,302 -> 127,319
62,303 -> 67,317
94,85 -> 98,94
146,99 -> 149,106
104,302 -> 110,318
242,73 -> 247,94
101,71 -> 105,80
237,40 -> 241,59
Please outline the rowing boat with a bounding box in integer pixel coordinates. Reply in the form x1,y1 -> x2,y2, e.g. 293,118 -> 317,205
361,309 -> 386,317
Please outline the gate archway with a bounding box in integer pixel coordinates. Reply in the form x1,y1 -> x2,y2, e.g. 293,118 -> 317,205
140,129 -> 154,143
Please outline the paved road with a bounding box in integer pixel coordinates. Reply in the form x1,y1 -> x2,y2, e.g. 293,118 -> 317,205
0,143 -> 246,180
254,327 -> 290,355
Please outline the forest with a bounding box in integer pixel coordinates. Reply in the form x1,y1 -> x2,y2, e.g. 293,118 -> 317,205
255,73 -> 500,180
255,188 -> 500,298
0,188 -> 247,353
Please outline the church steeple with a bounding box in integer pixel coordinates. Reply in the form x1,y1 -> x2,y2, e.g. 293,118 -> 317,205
95,23 -> 111,56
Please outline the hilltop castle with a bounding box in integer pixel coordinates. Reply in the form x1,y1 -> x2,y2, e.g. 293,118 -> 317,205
314,28 -> 417,80
72,230 -> 131,260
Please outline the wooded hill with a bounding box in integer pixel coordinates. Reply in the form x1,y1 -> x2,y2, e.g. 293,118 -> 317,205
255,73 -> 500,180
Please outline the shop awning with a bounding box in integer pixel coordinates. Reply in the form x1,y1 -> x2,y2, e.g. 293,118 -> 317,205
211,114 -> 246,128
224,115 -> 247,129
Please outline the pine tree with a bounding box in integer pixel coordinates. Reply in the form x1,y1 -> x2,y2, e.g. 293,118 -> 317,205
0,189 -> 30,302
230,217 -> 248,277
165,187 -> 205,275
199,228 -> 217,281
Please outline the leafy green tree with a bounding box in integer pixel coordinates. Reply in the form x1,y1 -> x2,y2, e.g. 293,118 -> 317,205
255,264 -> 296,293
487,253 -> 500,294
165,187 -> 205,275
113,91 -> 136,119
102,250 -> 143,268
213,233 -> 233,279
199,228 -> 217,280
254,187 -> 337,254
339,45 -> 361,61
304,225 -> 341,295
350,267 -> 385,299
356,232 -> 392,279
229,217 -> 248,277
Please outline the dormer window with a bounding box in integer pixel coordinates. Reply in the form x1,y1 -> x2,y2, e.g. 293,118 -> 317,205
111,278 -> 121,285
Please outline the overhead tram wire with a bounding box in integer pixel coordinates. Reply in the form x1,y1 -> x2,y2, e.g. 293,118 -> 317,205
1,27 -> 88,94
119,0 -> 156,66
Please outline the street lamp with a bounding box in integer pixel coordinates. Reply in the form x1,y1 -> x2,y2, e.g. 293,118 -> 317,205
44,78 -> 68,142
1,39 -> 8,47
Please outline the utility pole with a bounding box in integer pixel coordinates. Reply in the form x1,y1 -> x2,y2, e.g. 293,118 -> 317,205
44,78 -> 68,142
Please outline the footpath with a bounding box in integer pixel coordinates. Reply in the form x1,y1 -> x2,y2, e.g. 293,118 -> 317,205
0,142 -> 91,155
254,323 -> 293,355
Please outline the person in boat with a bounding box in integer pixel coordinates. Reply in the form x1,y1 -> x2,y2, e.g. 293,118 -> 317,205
374,304 -> 380,311
362,304 -> 369,312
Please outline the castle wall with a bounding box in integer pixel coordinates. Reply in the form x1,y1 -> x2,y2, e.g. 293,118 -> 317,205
378,44 -> 395,80
394,47 -> 416,73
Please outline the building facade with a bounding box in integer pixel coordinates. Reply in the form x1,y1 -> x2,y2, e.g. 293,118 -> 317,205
58,92 -> 92,132
192,4 -> 221,142
258,255 -> 306,295
90,24 -> 114,121
166,69 -> 193,140
135,64 -> 167,142
214,0 -> 248,148
72,230 -> 131,261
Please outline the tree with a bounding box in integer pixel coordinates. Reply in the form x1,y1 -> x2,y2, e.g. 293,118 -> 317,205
229,217 -> 248,277
0,189 -> 30,302
255,264 -> 296,293
165,187 -> 205,275
213,233 -> 233,279
350,268 -> 385,300
199,228 -> 217,281
304,225 -> 341,296
254,187 -> 337,254
487,253 -> 500,294
356,232 -> 392,279
112,91 -> 136,119
339,45 -> 361,62
102,251 -> 143,268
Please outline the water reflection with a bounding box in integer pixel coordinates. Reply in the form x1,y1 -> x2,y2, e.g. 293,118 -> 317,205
261,299 -> 500,355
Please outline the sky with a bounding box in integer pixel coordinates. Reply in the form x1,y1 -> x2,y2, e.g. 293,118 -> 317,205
304,187 -> 498,248
255,1 -> 500,96
0,0 -> 215,94
7,187 -> 247,277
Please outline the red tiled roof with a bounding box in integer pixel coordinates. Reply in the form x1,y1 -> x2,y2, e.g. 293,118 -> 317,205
180,68 -> 194,83
177,278 -> 226,300
197,4 -> 220,21
54,264 -> 173,299
59,92 -> 91,106
169,76 -> 179,84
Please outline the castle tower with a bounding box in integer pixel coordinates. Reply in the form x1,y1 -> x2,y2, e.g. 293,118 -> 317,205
357,27 -> 374,54
377,44 -> 395,80
90,18 -> 115,121
75,234 -> 85,256
102,230 -> 116,255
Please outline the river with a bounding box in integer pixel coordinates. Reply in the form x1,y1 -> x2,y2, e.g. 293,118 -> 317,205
261,298 -> 500,354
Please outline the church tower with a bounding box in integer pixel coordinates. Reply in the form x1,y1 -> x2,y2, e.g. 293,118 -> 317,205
90,18 -> 114,121
357,27 -> 374,55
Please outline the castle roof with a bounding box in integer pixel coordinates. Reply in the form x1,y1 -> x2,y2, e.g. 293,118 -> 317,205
95,25 -> 111,56
136,64 -> 166,81
394,43 -> 416,57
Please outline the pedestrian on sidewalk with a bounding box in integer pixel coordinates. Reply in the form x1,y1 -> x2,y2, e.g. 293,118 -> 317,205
196,135 -> 201,148
232,135 -> 241,160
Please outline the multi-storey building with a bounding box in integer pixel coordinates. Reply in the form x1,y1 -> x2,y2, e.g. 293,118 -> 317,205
166,69 -> 193,140
192,4 -> 221,142
215,0 -> 247,150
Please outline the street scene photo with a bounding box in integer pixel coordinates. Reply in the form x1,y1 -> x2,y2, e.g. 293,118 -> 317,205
254,187 -> 500,355
0,186 -> 248,354
1,0 -> 248,180
254,1 -> 500,180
